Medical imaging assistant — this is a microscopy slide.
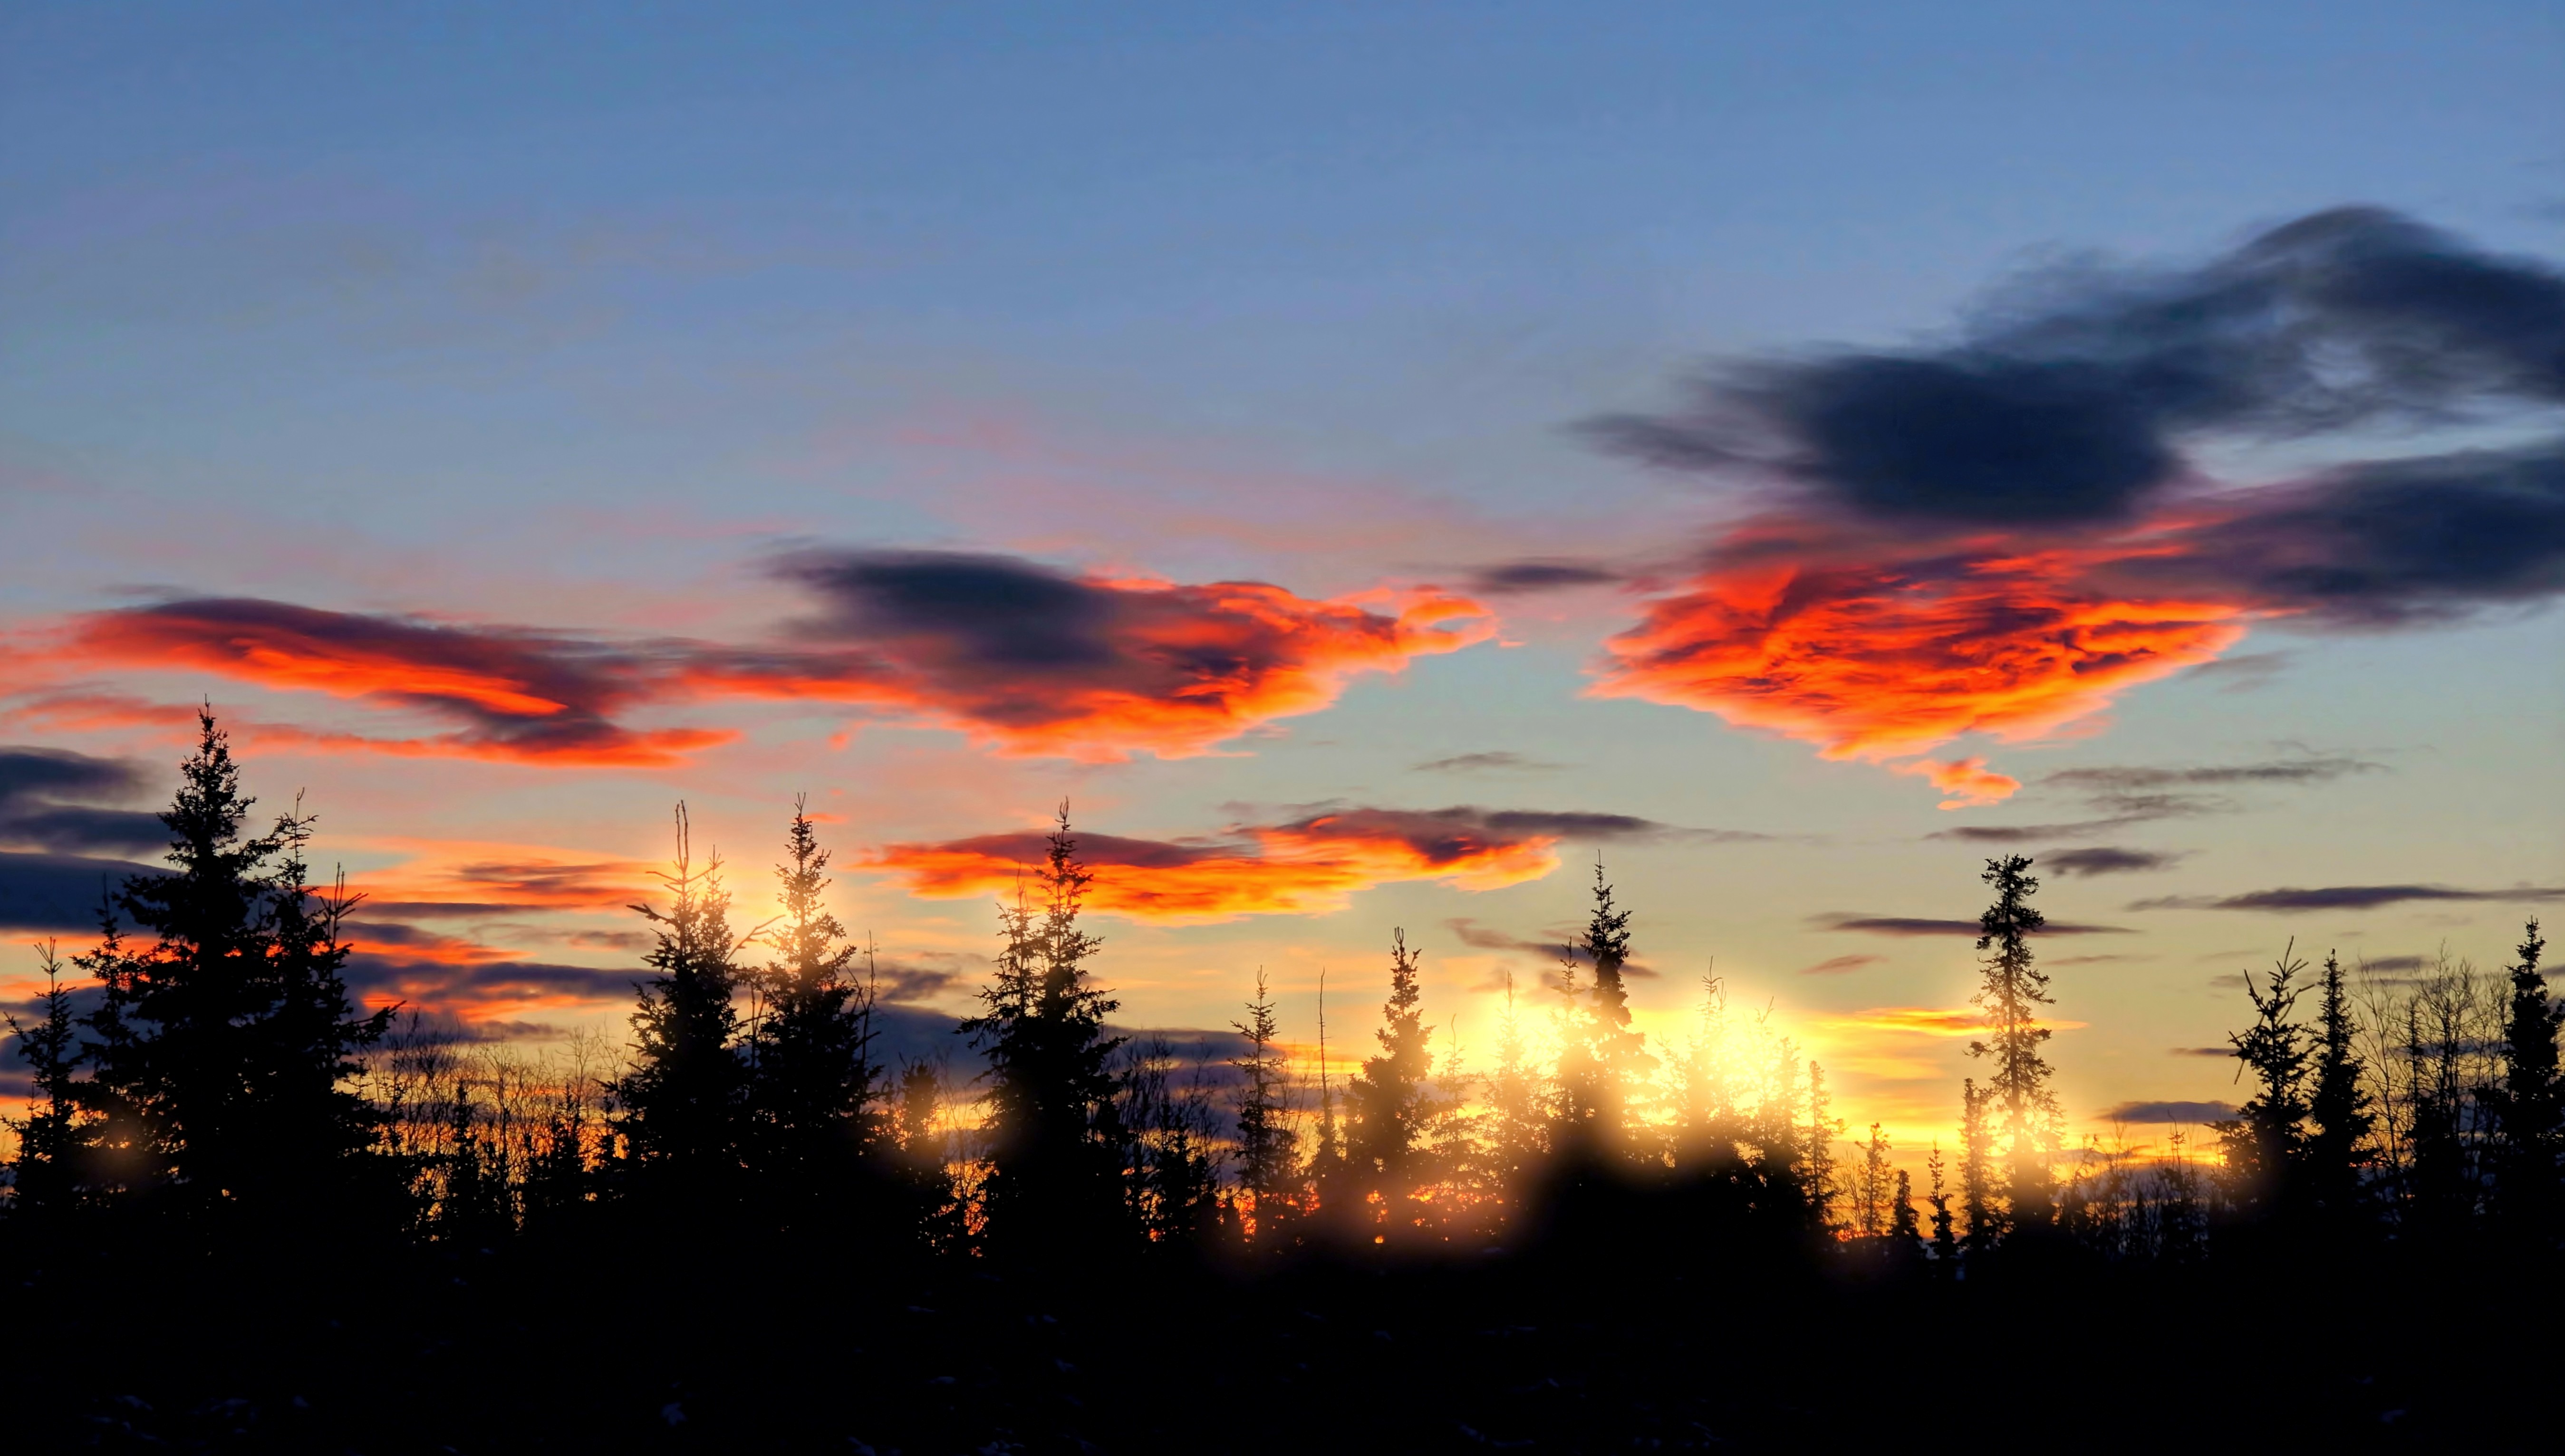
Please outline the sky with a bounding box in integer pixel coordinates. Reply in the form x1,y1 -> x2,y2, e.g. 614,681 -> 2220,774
4,1 -> 2562,1147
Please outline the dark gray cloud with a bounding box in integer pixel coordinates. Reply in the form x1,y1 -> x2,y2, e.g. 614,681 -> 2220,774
1410,751 -> 1564,774
1931,756 -> 2381,847
1588,208 -> 2565,526
0,851 -> 160,931
2169,1046 -> 2232,1058
2134,883 -> 2565,913
2119,442 -> 2565,626
2043,847 -> 2187,877
1814,913 -> 2132,937
0,746 -> 165,856
1464,559 -> 1622,594
0,747 -> 146,805
1798,953 -> 1884,977
2102,1099 -> 2238,1124
1442,917 -> 1660,977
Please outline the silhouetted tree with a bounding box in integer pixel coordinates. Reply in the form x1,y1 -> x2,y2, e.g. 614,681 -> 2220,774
889,1059 -> 959,1248
1804,1060 -> 1842,1231
2214,946 -> 2313,1222
1347,928 -> 1435,1230
4,941 -> 86,1215
1851,1122 -> 1893,1239
1968,855 -> 2057,1228
748,800 -> 878,1215
1554,859 -> 1650,1159
1484,970 -> 1548,1192
1926,1146 -> 1958,1272
1959,1078 -> 2000,1252
1230,968 -> 1298,1239
75,710 -> 390,1223
1889,1168 -> 1922,1267
2485,920 -> 2559,1231
961,805 -> 1129,1253
1120,1035 -> 1221,1244
2303,950 -> 2375,1224
611,805 -> 751,1211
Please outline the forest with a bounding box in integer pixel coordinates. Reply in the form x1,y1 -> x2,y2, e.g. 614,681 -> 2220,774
2,713 -> 2556,1454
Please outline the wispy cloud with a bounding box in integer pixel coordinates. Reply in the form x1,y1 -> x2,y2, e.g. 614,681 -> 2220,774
2134,883 -> 2565,913
1814,912 -> 2133,937
871,806 -> 1676,924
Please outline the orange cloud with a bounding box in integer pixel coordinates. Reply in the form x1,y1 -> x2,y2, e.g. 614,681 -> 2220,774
14,555 -> 1492,766
870,806 -> 1665,923
1896,757 -> 2022,811
710,554 -> 1496,761
1592,516 -> 2249,801
1816,1006 -> 2090,1038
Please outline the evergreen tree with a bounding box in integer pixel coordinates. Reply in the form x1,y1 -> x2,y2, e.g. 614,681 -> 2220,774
889,1060 -> 959,1247
75,710 -> 390,1220
1553,859 -> 1651,1159
748,800 -> 878,1209
1959,1079 -> 2001,1252
1230,968 -> 1298,1239
1889,1168 -> 1923,1265
959,805 -> 1128,1252
1852,1122 -> 1893,1239
1484,970 -> 1548,1193
2485,920 -> 2560,1230
4,940 -> 87,1215
1119,1035 -> 1222,1244
1346,928 -> 1435,1226
1803,1060 -> 1842,1231
1967,855 -> 2057,1228
1925,1145 -> 1959,1271
2303,950 -> 2375,1223
610,805 -> 751,1207
2212,946 -> 2313,1221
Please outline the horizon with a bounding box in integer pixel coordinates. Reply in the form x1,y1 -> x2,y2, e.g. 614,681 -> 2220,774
5,0 -> 2562,1160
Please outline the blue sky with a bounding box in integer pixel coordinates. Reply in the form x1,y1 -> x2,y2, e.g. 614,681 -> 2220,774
4,1 -> 2561,1138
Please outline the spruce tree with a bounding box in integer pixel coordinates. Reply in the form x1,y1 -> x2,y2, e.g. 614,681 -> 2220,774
1926,1144 -> 1959,1271
610,805 -> 751,1209
959,804 -> 1128,1252
1959,1078 -> 2001,1252
1230,968 -> 1298,1239
2485,920 -> 2560,1231
748,800 -> 878,1211
4,941 -> 87,1215
2303,950 -> 2375,1223
1484,970 -> 1548,1194
1554,859 -> 1651,1160
1346,928 -> 1434,1230
2212,947 -> 2313,1221
76,710 -> 390,1221
1889,1168 -> 1923,1266
1967,855 -> 2057,1227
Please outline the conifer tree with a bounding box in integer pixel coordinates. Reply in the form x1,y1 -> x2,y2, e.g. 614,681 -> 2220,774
1889,1168 -> 1923,1264
76,710 -> 390,1219
1484,970 -> 1548,1192
4,940 -> 87,1215
2485,920 -> 2559,1230
1554,859 -> 1651,1159
2303,950 -> 2375,1222
749,800 -> 878,1208
1925,1145 -> 1959,1270
1803,1060 -> 1842,1231
1346,928 -> 1435,1224
1967,855 -> 2057,1227
1230,968 -> 1298,1239
611,805 -> 751,1207
2213,946 -> 2313,1221
1959,1079 -> 2001,1252
889,1059 -> 958,1245
1852,1122 -> 1893,1239
960,805 -> 1128,1251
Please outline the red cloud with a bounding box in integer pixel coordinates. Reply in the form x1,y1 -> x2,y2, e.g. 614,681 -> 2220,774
870,806 -> 1663,923
17,556 -> 1491,766
1592,515 -> 2249,802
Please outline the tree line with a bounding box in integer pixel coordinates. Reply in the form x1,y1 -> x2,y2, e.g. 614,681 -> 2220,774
2,713 -> 2558,1448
